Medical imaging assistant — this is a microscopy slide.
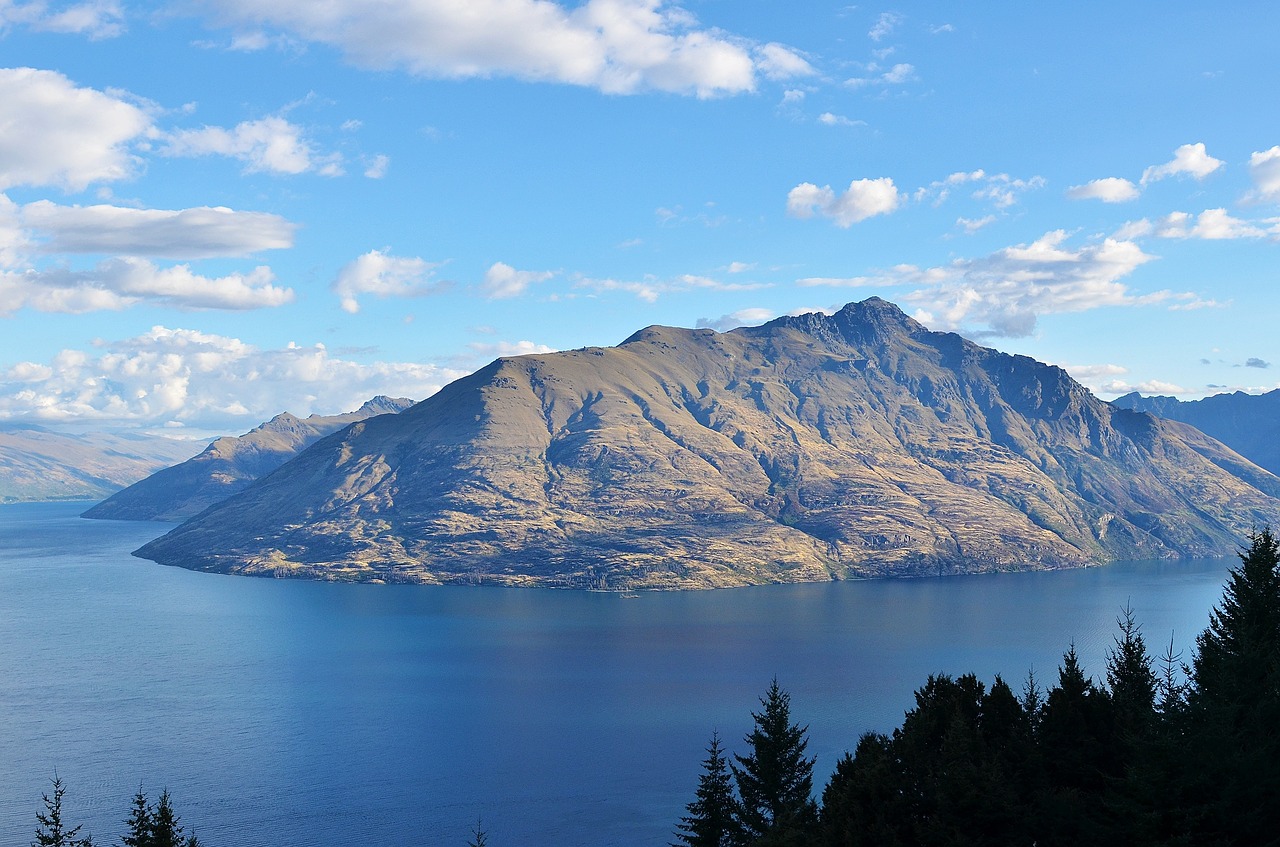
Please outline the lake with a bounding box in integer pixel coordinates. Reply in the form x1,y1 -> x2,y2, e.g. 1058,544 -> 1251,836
0,501 -> 1233,846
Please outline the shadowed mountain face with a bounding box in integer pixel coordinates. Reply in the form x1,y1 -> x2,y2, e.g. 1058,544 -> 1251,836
0,427 -> 204,504
84,397 -> 415,521
136,300 -> 1280,589
1111,390 -> 1280,478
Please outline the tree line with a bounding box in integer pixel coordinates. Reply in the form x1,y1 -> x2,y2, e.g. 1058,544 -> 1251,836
31,779 -> 200,847
674,529 -> 1280,847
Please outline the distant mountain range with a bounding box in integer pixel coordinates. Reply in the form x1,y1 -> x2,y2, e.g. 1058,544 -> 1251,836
1111,390 -> 1280,477
84,396 -> 415,521
0,426 -> 203,504
134,299 -> 1280,589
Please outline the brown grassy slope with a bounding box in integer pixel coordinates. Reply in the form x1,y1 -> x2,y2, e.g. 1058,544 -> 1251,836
135,299 -> 1280,588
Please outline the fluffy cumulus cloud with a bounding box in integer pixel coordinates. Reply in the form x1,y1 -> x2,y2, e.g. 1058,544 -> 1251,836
0,257 -> 294,314
786,177 -> 902,227
1115,208 -> 1279,241
481,261 -> 554,299
1247,146 -> 1280,203
1065,177 -> 1140,203
1140,142 -> 1224,185
19,201 -> 297,257
0,326 -> 464,429
332,249 -> 448,313
0,0 -> 124,38
904,232 -> 1165,337
802,231 -> 1171,338
0,67 -> 151,191
163,116 -> 342,175
195,0 -> 799,97
754,42 -> 815,80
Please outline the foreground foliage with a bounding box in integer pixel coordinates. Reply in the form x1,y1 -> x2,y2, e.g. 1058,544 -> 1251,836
676,530 -> 1280,847
31,782 -> 201,847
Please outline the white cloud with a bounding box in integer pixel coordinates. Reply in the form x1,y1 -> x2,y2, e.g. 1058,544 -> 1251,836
20,201 -> 297,258
845,62 -> 915,88
916,170 -> 1043,209
0,1 -> 123,38
362,153 -> 389,179
956,215 -> 995,234
868,11 -> 903,41
481,261 -> 554,299
163,116 -> 342,176
725,261 -> 754,274
902,231 -> 1164,337
0,257 -> 294,314
1117,208 -> 1275,241
794,232 -> 1170,338
0,67 -> 151,191
786,177 -> 902,227
1098,378 -> 1191,397
1140,142 -> 1224,185
695,307 -> 774,331
1247,146 -> 1280,203
197,0 -> 768,97
1065,177 -> 1140,203
754,43 -> 815,80
465,339 -> 558,360
332,249 -> 447,313
818,112 -> 864,127
0,325 -> 463,429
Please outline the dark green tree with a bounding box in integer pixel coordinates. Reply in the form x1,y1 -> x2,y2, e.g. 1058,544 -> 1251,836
672,732 -> 739,847
1181,528 -> 1280,844
466,816 -> 488,847
33,775 -> 93,847
1106,603 -> 1157,743
121,788 -> 152,847
731,680 -> 817,845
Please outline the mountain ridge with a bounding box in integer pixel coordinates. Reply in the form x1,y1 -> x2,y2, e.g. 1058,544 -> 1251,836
135,300 -> 1280,588
83,396 -> 415,521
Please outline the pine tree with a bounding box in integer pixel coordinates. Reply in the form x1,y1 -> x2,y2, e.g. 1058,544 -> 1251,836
1192,528 -> 1280,709
466,816 -> 488,847
32,775 -> 93,847
731,680 -> 817,844
1182,528 -> 1280,843
147,791 -> 183,847
1106,603 -> 1157,742
121,788 -> 152,847
673,732 -> 739,847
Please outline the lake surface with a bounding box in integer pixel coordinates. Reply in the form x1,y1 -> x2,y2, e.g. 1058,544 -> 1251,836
0,502 -> 1233,846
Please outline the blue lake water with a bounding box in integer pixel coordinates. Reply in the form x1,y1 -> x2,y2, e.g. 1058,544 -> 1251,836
0,501 -> 1234,846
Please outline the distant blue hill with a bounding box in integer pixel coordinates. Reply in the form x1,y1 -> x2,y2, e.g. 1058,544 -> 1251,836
1111,389 -> 1280,477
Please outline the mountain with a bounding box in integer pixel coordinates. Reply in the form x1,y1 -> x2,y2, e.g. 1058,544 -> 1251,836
84,396 -> 415,521
135,299 -> 1280,589
1111,390 -> 1280,477
0,426 -> 203,504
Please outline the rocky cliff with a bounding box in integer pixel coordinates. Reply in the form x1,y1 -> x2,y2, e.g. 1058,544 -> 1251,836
84,396 -> 414,521
135,300 -> 1280,588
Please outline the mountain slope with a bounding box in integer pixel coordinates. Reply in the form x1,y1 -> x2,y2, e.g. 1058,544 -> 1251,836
84,396 -> 415,521
0,427 -> 203,504
1111,390 -> 1280,477
136,300 -> 1280,588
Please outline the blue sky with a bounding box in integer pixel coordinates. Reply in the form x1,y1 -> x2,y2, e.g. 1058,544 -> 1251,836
2,1 -> 1280,436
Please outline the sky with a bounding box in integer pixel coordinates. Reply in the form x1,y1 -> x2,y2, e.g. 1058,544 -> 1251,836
2,1 -> 1280,437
